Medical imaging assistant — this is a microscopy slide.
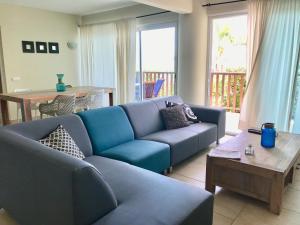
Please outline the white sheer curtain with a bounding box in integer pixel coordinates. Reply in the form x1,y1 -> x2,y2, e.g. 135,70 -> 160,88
80,23 -> 117,88
239,0 -> 270,129
240,0 -> 300,131
292,62 -> 300,133
80,19 -> 136,104
116,19 -> 136,104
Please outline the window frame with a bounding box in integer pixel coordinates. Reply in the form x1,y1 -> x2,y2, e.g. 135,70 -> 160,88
136,21 -> 179,100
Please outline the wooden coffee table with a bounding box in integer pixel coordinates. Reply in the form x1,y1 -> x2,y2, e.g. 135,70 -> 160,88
205,131 -> 300,214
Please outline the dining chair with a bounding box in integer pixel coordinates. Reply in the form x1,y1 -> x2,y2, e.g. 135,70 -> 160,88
75,95 -> 90,112
143,82 -> 155,99
143,79 -> 165,99
39,95 -> 76,119
75,90 -> 105,112
153,79 -> 165,97
88,90 -> 105,109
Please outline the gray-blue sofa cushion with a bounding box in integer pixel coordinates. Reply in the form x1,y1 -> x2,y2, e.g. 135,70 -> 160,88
186,123 -> 218,149
151,95 -> 184,110
121,101 -> 164,138
84,156 -> 214,225
5,114 -> 93,157
141,127 -> 199,165
100,140 -> 170,173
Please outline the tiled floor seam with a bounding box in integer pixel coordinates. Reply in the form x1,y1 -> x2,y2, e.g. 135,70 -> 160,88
229,203 -> 248,225
282,207 -> 300,215
173,172 -> 205,183
213,210 -> 235,222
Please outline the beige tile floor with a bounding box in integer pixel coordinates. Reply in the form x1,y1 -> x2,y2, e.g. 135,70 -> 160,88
0,136 -> 300,225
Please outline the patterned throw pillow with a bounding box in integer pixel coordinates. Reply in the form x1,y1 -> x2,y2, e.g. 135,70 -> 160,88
160,105 -> 190,130
165,101 -> 199,123
39,125 -> 85,160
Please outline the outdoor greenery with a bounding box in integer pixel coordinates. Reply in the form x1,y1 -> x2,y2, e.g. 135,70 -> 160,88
211,24 -> 247,112
216,25 -> 247,73
211,75 -> 246,113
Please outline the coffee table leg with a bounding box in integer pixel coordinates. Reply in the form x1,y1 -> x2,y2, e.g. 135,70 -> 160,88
270,173 -> 284,214
205,155 -> 216,193
286,167 -> 294,184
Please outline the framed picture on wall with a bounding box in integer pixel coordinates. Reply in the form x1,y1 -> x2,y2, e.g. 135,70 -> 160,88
22,41 -> 35,53
36,42 -> 47,53
48,42 -> 59,54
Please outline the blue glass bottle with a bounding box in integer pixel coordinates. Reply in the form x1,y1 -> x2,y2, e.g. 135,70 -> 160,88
56,74 -> 66,92
261,123 -> 276,148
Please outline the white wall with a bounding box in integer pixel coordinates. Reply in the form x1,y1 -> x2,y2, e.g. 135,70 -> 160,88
134,0 -> 193,13
206,0 -> 247,16
81,4 -> 164,25
177,0 -> 207,105
0,3 -> 80,120
0,4 -> 80,93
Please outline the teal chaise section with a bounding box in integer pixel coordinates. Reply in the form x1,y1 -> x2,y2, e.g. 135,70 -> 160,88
77,106 -> 170,173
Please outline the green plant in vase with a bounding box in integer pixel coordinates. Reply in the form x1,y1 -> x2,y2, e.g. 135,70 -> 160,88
56,74 -> 66,92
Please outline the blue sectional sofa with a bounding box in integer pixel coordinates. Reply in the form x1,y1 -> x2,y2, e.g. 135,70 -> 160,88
0,96 -> 225,225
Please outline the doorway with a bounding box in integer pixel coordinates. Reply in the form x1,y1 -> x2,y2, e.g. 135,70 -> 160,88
136,23 -> 177,101
208,14 -> 247,134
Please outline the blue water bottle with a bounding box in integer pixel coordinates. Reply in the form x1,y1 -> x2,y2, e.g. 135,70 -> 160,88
261,123 -> 276,148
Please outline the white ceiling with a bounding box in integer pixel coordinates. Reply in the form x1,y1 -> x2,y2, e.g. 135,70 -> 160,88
0,0 -> 138,15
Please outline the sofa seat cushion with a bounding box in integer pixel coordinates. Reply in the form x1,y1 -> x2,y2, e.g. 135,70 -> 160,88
84,156 -> 213,225
141,128 -> 200,165
185,123 -> 218,149
99,140 -> 170,173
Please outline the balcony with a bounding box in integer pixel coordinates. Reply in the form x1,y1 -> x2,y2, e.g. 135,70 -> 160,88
210,72 -> 246,113
210,72 -> 246,134
135,72 -> 176,100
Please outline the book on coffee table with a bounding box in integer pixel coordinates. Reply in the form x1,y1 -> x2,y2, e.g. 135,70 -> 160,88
208,148 -> 241,160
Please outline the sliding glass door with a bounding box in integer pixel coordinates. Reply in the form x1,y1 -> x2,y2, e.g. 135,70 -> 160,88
208,14 -> 247,134
135,24 -> 177,101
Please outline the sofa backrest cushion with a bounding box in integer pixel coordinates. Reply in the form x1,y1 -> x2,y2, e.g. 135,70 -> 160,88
78,106 -> 134,153
121,101 -> 164,138
5,114 -> 93,157
151,96 -> 184,110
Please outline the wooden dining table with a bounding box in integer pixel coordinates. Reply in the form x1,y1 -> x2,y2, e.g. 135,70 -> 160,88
0,86 -> 114,125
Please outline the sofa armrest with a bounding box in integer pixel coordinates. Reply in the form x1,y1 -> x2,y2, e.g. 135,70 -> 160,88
190,105 -> 226,141
0,129 -> 117,225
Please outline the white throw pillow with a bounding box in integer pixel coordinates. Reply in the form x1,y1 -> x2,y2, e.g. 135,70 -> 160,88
39,125 -> 85,160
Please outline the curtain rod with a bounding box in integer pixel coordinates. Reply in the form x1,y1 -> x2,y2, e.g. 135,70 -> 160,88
78,10 -> 171,27
136,11 -> 170,19
202,0 -> 247,7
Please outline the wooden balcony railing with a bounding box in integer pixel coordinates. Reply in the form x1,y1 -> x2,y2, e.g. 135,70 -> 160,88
210,72 -> 246,113
143,72 -> 176,97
